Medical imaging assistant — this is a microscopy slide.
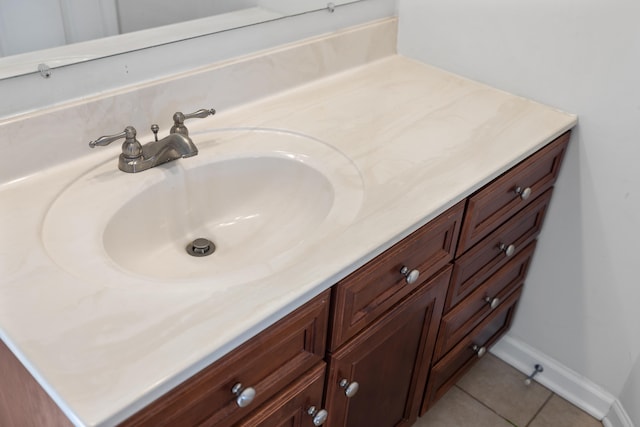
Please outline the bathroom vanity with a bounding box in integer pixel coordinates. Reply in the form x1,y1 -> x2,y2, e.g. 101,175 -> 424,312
112,129 -> 570,427
0,19 -> 576,427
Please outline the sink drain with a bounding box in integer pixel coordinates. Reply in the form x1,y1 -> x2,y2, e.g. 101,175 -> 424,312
186,238 -> 216,257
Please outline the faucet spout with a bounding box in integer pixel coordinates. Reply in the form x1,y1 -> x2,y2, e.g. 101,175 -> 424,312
144,133 -> 199,164
117,133 -> 198,173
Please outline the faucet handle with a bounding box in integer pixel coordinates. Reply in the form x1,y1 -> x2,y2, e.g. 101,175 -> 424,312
89,126 -> 142,159
90,127 -> 131,147
170,108 -> 216,136
183,108 -> 216,120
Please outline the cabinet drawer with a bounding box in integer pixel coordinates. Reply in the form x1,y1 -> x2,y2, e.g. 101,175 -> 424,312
326,266 -> 450,427
120,290 -> 330,427
434,241 -> 536,361
421,286 -> 522,413
445,189 -> 551,311
329,201 -> 464,351
235,363 -> 326,427
456,131 -> 570,256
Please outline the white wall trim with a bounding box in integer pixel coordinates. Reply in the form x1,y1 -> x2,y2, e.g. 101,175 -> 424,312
603,400 -> 636,427
491,335 -> 633,426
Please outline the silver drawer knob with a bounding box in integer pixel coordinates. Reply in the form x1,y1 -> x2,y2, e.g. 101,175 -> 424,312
339,379 -> 360,398
499,243 -> 516,257
471,344 -> 487,358
484,296 -> 500,310
400,266 -> 420,284
307,406 -> 329,426
514,186 -> 532,200
231,383 -> 256,408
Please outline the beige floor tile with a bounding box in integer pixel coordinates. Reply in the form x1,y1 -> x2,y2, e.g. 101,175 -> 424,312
528,394 -> 602,427
413,386 -> 513,427
456,354 -> 552,426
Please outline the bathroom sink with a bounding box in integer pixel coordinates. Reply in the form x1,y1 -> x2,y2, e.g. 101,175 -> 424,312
42,129 -> 364,286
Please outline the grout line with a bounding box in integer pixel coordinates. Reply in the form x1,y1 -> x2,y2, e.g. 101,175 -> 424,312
525,392 -> 554,427
454,385 -> 518,426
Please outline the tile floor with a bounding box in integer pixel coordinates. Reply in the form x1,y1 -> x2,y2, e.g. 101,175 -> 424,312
413,354 -> 603,427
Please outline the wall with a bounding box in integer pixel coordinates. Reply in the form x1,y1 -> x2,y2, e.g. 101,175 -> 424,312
397,0 -> 640,423
621,355 -> 640,424
0,0 -> 396,118
117,0 -> 257,33
0,0 -> 118,56
0,0 -> 68,55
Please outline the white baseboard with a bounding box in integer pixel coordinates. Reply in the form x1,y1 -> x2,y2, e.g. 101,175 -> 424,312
491,334 -> 634,427
603,400 -> 636,427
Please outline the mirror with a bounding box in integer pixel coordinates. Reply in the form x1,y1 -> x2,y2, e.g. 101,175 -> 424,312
0,0 -> 362,80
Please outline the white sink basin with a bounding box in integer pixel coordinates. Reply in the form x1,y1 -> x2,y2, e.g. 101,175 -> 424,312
42,129 -> 364,286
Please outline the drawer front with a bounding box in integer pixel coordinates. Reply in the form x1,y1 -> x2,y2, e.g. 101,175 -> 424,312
234,363 -> 326,427
421,287 -> 522,413
456,131 -> 570,256
120,290 -> 330,427
434,241 -> 536,361
445,189 -> 551,311
329,201 -> 464,351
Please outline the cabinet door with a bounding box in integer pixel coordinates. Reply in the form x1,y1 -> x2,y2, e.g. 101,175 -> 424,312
236,363 -> 326,427
325,266 -> 450,427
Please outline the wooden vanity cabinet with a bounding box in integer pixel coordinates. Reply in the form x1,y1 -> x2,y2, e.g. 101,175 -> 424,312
456,131 -> 570,256
445,189 -> 552,311
0,340 -> 74,427
234,363 -> 327,427
323,201 -> 464,427
0,132 -> 572,427
325,266 -> 451,427
119,290 -> 330,427
329,201 -> 464,351
422,286 -> 523,410
433,241 -> 537,361
420,130 -> 571,413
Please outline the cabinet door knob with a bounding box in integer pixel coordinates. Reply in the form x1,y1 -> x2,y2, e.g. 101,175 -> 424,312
471,344 -> 487,358
498,243 -> 516,257
484,296 -> 500,310
338,379 -> 360,398
400,266 -> 420,284
307,406 -> 329,426
514,186 -> 532,200
231,383 -> 256,408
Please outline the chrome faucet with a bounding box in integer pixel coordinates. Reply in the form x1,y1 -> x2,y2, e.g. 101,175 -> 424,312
89,108 -> 215,173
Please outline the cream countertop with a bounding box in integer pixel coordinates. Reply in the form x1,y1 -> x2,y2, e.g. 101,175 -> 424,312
0,55 -> 576,426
